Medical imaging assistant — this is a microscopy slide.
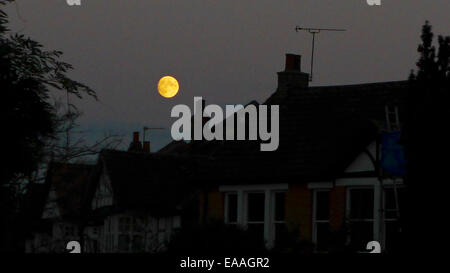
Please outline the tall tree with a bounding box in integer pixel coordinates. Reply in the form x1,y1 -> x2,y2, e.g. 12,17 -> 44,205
1,0 -> 123,252
0,0 -> 97,187
405,21 -> 449,252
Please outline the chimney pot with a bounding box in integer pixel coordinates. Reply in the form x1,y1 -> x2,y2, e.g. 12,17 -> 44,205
285,54 -> 301,71
128,131 -> 143,152
277,53 -> 309,93
133,131 -> 139,142
143,141 -> 150,153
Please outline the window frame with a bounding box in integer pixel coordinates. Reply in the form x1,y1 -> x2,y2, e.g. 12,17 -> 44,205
346,186 -> 376,249
271,191 -> 287,246
220,184 -> 288,248
224,192 -> 238,225
312,189 -> 331,249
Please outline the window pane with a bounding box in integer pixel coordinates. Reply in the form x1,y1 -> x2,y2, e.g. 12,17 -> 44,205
349,221 -> 373,251
350,189 -> 374,219
247,193 -> 265,222
275,192 -> 286,222
158,218 -> 166,231
133,217 -> 144,232
384,188 -> 404,219
316,191 -> 330,221
119,217 -> 131,232
132,235 -> 143,252
118,235 -> 129,252
227,193 -> 238,223
316,222 -> 331,251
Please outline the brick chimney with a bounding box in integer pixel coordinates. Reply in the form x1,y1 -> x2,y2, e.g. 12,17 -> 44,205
128,131 -> 143,152
277,54 -> 309,93
143,141 -> 150,153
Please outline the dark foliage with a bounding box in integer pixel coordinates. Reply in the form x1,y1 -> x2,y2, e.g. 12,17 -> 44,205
0,0 -> 95,252
166,221 -> 268,255
0,0 -> 95,186
404,21 -> 450,252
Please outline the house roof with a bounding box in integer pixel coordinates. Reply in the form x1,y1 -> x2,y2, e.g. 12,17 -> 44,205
161,81 -> 409,184
157,140 -> 191,155
45,162 -> 94,220
93,149 -> 209,215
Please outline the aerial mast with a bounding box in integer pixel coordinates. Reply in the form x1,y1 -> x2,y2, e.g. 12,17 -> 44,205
295,26 -> 346,82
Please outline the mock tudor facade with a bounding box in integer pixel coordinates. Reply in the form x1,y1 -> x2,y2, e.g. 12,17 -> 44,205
82,148 -> 202,253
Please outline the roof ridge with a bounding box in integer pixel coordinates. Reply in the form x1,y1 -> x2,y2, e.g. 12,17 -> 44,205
309,80 -> 408,89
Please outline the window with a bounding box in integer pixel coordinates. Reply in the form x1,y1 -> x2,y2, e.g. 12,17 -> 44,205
313,190 -> 331,251
116,216 -> 146,252
383,187 -> 404,252
348,188 -> 374,251
173,216 -> 181,229
133,217 -> 144,232
273,192 -> 288,246
118,234 -> 130,252
225,193 -> 238,224
221,184 -> 289,248
132,235 -> 143,252
119,217 -> 131,233
246,192 -> 265,241
158,218 -> 166,231
64,225 -> 76,237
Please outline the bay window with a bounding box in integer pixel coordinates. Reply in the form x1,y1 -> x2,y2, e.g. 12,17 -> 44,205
220,184 -> 288,248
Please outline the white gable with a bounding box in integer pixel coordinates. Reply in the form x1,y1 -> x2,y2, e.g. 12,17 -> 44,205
91,166 -> 114,210
344,141 -> 377,173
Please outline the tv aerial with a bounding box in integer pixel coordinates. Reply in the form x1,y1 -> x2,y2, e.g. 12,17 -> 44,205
143,126 -> 164,143
295,26 -> 346,82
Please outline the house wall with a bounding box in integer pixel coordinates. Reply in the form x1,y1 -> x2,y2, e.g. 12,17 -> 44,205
200,141 -> 392,250
202,188 -> 224,223
285,183 -> 312,241
202,184 -> 346,244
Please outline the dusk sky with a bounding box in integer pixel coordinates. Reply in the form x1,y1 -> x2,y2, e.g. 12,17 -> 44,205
4,0 -> 450,152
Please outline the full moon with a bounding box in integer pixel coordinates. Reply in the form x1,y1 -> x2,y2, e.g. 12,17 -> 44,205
158,76 -> 179,98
